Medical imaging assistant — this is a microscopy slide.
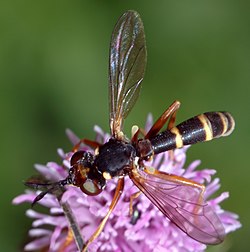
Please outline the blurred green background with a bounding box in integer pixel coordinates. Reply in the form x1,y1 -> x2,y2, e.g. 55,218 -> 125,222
1,0 -> 249,251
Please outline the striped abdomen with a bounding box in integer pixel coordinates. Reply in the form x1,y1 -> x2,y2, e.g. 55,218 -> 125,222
150,112 -> 235,155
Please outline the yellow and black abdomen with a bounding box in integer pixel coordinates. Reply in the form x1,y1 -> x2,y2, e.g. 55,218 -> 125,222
150,112 -> 235,155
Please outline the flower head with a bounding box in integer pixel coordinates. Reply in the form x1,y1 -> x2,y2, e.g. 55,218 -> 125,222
13,115 -> 241,252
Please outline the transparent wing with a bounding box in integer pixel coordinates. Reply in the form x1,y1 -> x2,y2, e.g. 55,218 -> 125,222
109,10 -> 147,136
129,168 -> 225,245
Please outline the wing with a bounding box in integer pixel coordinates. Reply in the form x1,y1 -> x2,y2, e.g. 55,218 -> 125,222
109,10 -> 147,137
129,168 -> 225,245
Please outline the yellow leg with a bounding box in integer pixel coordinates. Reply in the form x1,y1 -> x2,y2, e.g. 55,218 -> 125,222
72,138 -> 101,152
59,228 -> 74,252
129,191 -> 142,216
146,100 -> 180,139
81,178 -> 124,252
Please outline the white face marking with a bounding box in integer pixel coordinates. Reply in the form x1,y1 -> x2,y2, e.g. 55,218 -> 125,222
83,180 -> 96,194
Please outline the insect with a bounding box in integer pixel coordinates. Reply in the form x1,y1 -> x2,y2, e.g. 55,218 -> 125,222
26,10 -> 235,251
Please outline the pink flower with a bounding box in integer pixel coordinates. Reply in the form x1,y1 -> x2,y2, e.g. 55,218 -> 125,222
13,115 -> 241,252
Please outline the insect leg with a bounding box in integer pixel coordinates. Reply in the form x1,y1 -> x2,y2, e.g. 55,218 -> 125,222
59,229 -> 74,252
129,191 -> 142,216
145,100 -> 181,139
167,102 -> 180,130
130,203 -> 141,225
72,139 -> 101,152
81,177 -> 125,252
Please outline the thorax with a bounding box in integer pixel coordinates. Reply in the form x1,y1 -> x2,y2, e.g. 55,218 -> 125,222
94,138 -> 136,177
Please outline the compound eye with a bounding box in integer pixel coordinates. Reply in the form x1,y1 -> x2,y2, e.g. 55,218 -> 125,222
80,179 -> 103,196
70,151 -> 86,166
69,151 -> 105,195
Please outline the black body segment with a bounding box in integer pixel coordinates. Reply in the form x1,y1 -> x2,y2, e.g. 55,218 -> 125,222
204,112 -> 235,137
150,112 -> 235,155
95,138 -> 136,177
149,131 -> 177,155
